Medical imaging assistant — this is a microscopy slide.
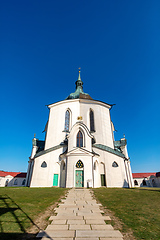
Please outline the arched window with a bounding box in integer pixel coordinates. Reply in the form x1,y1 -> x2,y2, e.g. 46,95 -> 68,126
64,110 -> 70,132
14,179 -> 18,185
62,162 -> 65,170
142,179 -> 146,186
134,180 -> 138,186
41,161 -> 47,168
77,131 -> 83,147
90,109 -> 95,132
76,160 -> 84,168
112,161 -> 119,167
22,179 -> 26,185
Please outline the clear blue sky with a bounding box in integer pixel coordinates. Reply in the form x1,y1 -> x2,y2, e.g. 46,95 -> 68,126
0,0 -> 160,173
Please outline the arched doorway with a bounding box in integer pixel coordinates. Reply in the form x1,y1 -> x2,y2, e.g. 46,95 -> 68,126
75,160 -> 84,187
100,162 -> 106,186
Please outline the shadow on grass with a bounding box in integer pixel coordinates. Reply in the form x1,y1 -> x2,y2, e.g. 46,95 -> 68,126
0,195 -> 41,240
0,232 -> 37,240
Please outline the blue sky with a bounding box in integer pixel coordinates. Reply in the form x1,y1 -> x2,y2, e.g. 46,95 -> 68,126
0,0 -> 160,173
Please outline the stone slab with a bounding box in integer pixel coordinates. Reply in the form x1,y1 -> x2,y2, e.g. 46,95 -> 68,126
67,220 -> 85,225
46,225 -> 68,230
37,230 -> 75,238
91,224 -> 114,230
84,215 -> 111,220
75,238 -> 98,240
49,216 -> 83,220
85,220 -> 106,225
51,220 -> 67,224
76,230 -> 123,238
69,224 -> 91,230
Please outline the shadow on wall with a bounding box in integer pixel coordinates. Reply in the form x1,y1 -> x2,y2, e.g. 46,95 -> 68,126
0,195 -> 41,240
123,179 -> 129,188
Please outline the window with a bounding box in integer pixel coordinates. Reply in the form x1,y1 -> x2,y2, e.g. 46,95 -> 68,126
134,180 -> 138,186
14,179 -> 18,185
142,179 -> 146,186
90,109 -> 95,132
5,179 -> 9,187
22,179 -> 26,185
77,131 -> 83,147
112,161 -> 118,167
41,161 -> 47,168
64,110 -> 70,131
76,160 -> 84,168
62,162 -> 65,170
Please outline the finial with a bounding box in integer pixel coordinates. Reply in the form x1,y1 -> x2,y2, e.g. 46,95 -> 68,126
34,133 -> 36,138
123,133 -> 125,138
78,67 -> 81,81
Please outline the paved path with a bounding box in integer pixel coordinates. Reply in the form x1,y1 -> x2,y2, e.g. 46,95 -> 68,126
37,189 -> 123,240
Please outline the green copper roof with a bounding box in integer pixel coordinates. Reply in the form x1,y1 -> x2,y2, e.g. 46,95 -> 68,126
66,71 -> 92,100
93,143 -> 125,158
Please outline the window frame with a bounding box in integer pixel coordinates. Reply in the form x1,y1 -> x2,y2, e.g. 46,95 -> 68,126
77,130 -> 83,147
90,109 -> 95,132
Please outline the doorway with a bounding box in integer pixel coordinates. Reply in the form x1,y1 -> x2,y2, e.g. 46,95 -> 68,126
53,174 -> 58,186
75,170 -> 84,187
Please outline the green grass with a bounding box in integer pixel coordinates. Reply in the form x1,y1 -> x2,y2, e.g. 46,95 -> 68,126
0,187 -> 66,240
93,187 -> 160,240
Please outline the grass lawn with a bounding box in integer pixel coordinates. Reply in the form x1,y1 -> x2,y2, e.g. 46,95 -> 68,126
93,187 -> 160,240
0,187 -> 66,240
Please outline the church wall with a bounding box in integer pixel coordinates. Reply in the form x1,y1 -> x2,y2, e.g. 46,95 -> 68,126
80,102 -> 114,148
45,99 -> 114,151
66,154 -> 93,188
30,148 -> 63,187
93,147 -> 128,187
45,100 -> 80,150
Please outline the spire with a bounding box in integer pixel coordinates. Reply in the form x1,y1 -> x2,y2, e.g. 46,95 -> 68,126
65,69 -> 93,100
78,68 -> 81,81
76,68 -> 83,90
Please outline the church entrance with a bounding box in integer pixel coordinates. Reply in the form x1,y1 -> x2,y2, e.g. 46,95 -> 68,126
53,174 -> 58,186
75,170 -> 84,187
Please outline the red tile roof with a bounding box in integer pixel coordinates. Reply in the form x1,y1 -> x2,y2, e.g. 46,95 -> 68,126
132,173 -> 156,178
0,171 -> 27,178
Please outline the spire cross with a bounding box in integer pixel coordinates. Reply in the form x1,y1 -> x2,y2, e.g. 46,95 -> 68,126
78,67 -> 81,73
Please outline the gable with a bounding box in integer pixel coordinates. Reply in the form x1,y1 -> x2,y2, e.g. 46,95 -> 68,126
66,147 -> 94,156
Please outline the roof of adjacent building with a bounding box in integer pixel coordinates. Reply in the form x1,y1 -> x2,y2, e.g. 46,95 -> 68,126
0,171 -> 27,178
132,172 -> 156,178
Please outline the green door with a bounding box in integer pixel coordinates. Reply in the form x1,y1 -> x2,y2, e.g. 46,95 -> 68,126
101,174 -> 106,186
53,174 -> 58,186
75,170 -> 84,187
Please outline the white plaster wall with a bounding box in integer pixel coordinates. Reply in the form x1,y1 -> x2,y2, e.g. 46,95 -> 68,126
0,176 -> 13,187
93,147 -> 128,187
67,122 -> 92,152
45,100 -> 80,150
0,176 -> 26,187
80,101 -> 114,148
30,148 -> 64,187
66,153 -> 93,188
45,99 -> 114,150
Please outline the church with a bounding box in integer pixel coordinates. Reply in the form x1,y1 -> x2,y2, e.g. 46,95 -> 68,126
26,71 -> 133,188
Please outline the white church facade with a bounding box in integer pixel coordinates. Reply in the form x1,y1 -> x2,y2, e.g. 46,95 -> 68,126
26,71 -> 133,188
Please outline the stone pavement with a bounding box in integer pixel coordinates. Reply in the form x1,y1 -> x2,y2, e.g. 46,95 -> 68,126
37,189 -> 123,240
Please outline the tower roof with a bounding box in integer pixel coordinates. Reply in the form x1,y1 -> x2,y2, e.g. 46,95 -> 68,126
66,70 -> 92,100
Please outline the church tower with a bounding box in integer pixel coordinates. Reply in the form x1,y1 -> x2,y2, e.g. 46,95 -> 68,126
26,71 -> 133,188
